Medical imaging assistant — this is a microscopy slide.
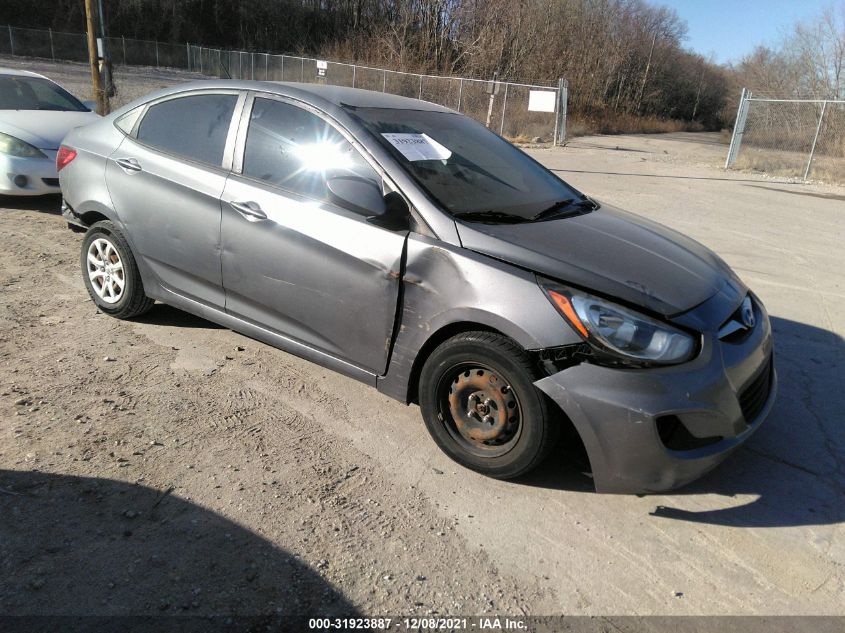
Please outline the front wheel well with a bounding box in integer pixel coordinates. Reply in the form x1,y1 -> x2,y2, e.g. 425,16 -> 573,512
408,322 -> 593,477
407,324 -> 585,404
406,322 -> 501,405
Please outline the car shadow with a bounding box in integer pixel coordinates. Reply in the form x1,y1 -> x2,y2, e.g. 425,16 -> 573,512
744,184 -> 845,202
653,132 -> 728,147
0,469 -> 360,622
0,193 -> 63,214
562,141 -> 655,154
515,424 -> 597,493
520,316 -> 845,528
133,303 -> 223,329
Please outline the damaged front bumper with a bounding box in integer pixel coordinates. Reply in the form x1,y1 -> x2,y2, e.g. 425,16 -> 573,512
535,298 -> 776,494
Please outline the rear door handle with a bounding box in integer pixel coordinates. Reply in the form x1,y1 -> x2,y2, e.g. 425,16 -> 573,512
229,200 -> 267,221
115,157 -> 142,172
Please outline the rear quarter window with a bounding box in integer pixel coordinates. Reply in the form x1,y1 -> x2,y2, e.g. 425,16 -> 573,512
135,93 -> 237,167
115,107 -> 143,135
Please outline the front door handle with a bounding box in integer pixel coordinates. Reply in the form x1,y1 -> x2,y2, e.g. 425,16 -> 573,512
115,157 -> 142,172
230,200 -> 267,221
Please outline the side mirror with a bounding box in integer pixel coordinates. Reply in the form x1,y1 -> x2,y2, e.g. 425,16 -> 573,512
379,191 -> 411,230
326,176 -> 387,217
82,99 -> 97,112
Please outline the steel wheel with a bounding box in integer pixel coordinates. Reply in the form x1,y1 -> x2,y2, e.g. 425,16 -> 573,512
420,331 -> 559,479
86,237 -> 124,304
437,363 -> 523,458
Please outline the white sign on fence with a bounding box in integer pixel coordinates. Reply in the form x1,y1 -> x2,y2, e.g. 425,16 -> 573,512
316,60 -> 327,77
528,90 -> 556,113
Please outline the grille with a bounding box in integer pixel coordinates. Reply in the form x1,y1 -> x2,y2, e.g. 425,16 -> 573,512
739,356 -> 773,423
42,178 -> 60,187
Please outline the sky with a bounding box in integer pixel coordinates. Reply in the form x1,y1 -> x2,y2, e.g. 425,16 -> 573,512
657,0 -> 834,65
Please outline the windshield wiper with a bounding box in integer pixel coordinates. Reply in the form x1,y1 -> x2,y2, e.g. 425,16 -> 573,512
453,210 -> 529,224
530,197 -> 597,222
453,198 -> 597,225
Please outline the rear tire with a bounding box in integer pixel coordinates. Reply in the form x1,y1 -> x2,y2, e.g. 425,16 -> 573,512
418,331 -> 558,479
80,220 -> 154,319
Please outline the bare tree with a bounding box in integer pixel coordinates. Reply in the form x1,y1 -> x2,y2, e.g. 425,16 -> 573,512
0,0 -> 736,131
732,2 -> 845,100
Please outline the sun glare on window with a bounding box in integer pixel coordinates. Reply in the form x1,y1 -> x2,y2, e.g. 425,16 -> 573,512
292,141 -> 353,173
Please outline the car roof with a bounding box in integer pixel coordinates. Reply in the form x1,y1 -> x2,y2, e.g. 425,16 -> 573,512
147,79 -> 456,114
0,67 -> 48,79
280,82 -> 453,112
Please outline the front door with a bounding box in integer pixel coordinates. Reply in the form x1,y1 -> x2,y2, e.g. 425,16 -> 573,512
221,95 -> 407,375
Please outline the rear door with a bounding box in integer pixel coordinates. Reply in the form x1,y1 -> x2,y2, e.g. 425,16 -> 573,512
220,94 -> 408,375
106,90 -> 244,308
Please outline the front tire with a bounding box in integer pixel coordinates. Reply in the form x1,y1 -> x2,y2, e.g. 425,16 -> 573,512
80,220 -> 154,319
418,331 -> 558,479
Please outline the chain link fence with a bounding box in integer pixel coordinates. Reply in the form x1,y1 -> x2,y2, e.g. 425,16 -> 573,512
725,89 -> 845,182
190,46 -> 565,143
1,25 -> 567,144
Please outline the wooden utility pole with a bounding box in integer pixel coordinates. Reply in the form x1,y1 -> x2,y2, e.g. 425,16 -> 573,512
84,0 -> 106,114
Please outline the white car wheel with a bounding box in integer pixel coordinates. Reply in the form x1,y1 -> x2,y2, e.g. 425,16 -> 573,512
86,237 -> 125,304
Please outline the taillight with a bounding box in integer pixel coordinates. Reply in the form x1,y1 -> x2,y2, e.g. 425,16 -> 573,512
56,146 -> 77,172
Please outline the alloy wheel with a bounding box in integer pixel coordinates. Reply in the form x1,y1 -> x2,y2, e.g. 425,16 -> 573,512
86,237 -> 125,304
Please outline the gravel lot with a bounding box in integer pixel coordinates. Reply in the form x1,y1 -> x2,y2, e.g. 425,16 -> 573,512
1,58 -> 844,620
0,54 -> 199,109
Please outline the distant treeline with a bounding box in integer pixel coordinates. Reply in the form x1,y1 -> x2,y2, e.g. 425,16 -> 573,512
0,0 -> 739,131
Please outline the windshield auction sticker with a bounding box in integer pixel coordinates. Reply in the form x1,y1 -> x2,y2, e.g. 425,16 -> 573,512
381,133 -> 452,161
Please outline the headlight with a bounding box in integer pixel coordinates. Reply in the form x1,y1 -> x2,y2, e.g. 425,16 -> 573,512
543,285 -> 697,365
0,132 -> 47,158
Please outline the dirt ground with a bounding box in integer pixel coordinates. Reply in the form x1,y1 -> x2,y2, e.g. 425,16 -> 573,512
1,57 -> 844,621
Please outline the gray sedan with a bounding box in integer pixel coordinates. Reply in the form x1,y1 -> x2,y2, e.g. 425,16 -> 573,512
58,81 -> 776,493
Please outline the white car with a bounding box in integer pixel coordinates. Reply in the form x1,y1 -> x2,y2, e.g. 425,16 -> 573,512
0,68 -> 99,196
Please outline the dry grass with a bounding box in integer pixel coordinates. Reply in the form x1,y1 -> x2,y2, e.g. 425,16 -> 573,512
567,113 -> 706,137
507,134 -> 540,144
506,112 -> 710,145
735,146 -> 845,183
735,150 -> 806,178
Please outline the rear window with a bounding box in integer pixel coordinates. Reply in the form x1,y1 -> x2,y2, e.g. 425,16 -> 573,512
136,93 -> 237,167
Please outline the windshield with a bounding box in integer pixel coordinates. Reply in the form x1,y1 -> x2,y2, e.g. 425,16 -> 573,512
0,75 -> 88,112
347,106 -> 584,220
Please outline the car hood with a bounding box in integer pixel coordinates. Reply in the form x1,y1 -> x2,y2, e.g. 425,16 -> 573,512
0,110 -> 99,150
456,204 -> 746,317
